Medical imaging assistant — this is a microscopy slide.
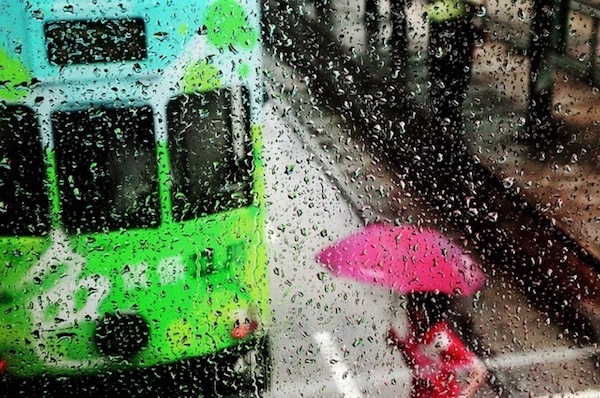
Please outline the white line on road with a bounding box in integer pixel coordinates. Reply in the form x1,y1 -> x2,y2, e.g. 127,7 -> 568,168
485,345 -> 599,370
275,340 -> 599,398
538,390 -> 600,398
314,331 -> 364,398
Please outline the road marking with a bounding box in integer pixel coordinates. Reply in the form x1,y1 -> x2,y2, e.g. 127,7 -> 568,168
538,390 -> 600,398
314,331 -> 364,398
274,340 -> 599,398
485,345 -> 600,370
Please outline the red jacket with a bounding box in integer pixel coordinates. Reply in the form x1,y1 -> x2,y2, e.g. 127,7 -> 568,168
396,321 -> 474,398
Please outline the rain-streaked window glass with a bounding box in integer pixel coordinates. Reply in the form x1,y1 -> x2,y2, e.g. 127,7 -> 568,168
0,105 -> 49,236
45,19 -> 147,66
2,0 -> 600,396
53,106 -> 160,233
167,87 -> 253,221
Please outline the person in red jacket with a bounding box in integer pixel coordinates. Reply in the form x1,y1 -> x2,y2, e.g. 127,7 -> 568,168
387,293 -> 488,398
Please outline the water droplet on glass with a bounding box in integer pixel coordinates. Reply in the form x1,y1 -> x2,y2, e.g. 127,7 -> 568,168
502,177 -> 515,188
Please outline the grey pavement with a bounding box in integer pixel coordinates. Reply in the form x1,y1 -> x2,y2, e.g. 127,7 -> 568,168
311,0 -> 600,263
464,42 -> 600,264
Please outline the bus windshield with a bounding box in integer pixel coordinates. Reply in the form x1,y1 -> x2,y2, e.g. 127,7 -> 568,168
0,105 -> 50,236
167,86 -> 253,221
53,105 -> 161,234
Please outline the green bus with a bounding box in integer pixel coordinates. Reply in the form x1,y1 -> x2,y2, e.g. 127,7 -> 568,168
0,0 -> 269,395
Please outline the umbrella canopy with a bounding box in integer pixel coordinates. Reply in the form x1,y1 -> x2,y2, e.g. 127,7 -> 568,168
315,223 -> 486,296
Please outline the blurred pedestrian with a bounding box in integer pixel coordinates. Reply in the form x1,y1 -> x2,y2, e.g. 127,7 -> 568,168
315,224 -> 489,396
425,0 -> 475,132
387,292 -> 488,398
312,0 -> 333,25
365,0 -> 380,55
362,0 -> 410,80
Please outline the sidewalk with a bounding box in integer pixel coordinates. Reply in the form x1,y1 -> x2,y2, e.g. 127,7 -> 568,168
464,41 -> 600,262
324,0 -> 600,263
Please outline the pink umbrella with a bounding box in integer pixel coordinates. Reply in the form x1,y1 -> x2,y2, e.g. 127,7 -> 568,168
315,223 -> 486,296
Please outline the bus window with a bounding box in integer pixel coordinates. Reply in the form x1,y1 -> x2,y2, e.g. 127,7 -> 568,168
52,105 -> 160,234
0,105 -> 50,236
167,87 -> 253,221
45,18 -> 147,66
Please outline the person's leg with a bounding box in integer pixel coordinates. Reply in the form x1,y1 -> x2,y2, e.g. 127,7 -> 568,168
365,0 -> 379,52
427,18 -> 473,131
390,0 -> 409,75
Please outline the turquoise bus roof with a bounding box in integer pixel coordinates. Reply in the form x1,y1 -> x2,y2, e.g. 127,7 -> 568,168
0,0 -> 259,82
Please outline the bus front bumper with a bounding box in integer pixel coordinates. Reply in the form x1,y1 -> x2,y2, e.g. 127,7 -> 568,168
0,335 -> 271,398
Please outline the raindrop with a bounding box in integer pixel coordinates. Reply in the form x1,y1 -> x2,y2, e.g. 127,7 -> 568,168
0,158 -> 10,171
32,9 -> 44,20
154,32 -> 169,41
197,25 -> 208,35
486,212 -> 498,222
502,177 -> 515,188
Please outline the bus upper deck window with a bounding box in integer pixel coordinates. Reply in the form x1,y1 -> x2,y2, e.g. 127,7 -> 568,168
52,106 -> 160,234
44,19 -> 147,66
0,105 -> 50,236
167,87 -> 253,221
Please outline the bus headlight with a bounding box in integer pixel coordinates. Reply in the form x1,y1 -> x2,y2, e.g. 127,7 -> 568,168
231,307 -> 260,339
